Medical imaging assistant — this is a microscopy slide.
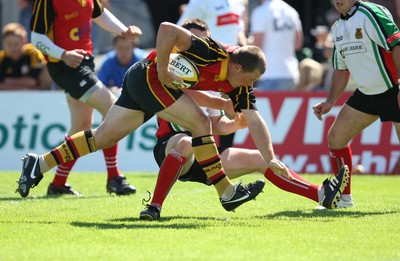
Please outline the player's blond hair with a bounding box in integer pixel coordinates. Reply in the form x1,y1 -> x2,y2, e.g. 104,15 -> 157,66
1,23 -> 27,42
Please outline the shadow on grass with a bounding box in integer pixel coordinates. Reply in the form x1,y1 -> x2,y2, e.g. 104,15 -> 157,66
0,194 -> 111,201
71,216 -> 230,230
109,215 -> 230,223
257,209 -> 399,220
0,220 -> 58,225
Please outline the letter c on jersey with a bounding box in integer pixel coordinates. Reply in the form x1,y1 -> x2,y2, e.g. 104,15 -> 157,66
70,28 -> 80,41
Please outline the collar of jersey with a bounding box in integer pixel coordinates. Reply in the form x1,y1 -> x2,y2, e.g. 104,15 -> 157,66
340,0 -> 361,21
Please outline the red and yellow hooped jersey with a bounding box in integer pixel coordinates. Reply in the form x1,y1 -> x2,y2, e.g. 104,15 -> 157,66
30,0 -> 103,62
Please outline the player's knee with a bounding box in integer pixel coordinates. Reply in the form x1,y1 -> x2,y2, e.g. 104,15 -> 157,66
327,128 -> 346,148
92,126 -> 118,149
175,137 -> 193,157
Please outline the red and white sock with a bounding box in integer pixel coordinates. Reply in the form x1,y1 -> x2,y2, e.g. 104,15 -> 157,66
103,144 -> 121,180
52,159 -> 77,187
264,168 -> 320,202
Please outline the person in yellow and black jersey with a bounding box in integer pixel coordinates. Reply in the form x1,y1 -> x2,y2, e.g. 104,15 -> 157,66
0,22 -> 51,90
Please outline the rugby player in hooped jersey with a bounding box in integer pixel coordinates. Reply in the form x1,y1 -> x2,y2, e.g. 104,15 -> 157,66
313,0 -> 400,208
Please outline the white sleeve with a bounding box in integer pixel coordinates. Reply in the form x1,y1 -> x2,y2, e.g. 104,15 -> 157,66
205,91 -> 224,117
31,31 -> 65,59
93,8 -> 127,35
206,107 -> 224,117
250,7 -> 267,33
331,24 -> 347,70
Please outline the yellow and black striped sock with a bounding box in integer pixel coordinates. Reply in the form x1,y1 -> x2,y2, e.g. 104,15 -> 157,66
192,135 -> 232,196
41,130 -> 97,172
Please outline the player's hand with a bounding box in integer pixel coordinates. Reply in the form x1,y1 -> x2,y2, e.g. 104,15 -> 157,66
268,159 -> 293,180
312,101 -> 334,121
122,25 -> 142,39
61,49 -> 87,68
157,67 -> 184,89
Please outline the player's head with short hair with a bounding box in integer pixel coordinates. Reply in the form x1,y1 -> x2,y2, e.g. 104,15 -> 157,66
227,45 -> 266,87
112,35 -> 138,47
181,18 -> 211,37
230,45 -> 266,74
111,35 -> 139,65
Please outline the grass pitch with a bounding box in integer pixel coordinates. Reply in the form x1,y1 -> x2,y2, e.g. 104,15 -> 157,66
1,171 -> 400,261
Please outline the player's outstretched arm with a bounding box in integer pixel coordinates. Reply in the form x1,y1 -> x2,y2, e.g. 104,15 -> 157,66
242,109 -> 293,179
93,8 -> 142,38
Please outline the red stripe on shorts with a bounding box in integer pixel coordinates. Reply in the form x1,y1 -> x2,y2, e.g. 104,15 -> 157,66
147,64 -> 177,109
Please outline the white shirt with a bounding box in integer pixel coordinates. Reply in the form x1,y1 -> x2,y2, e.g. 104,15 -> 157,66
332,1 -> 400,95
250,0 -> 302,80
178,0 -> 246,44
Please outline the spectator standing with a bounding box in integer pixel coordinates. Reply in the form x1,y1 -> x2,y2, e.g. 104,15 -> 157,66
28,0 -> 142,196
97,35 -> 148,95
177,0 -> 248,46
250,0 -> 303,91
0,23 -> 51,90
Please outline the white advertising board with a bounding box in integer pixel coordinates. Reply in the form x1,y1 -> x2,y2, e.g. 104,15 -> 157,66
0,91 -> 158,172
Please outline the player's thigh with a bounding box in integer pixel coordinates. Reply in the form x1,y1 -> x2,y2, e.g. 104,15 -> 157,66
328,104 -> 378,149
94,104 -> 145,149
221,148 -> 267,179
85,85 -> 116,118
66,95 -> 93,133
157,93 -> 211,136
